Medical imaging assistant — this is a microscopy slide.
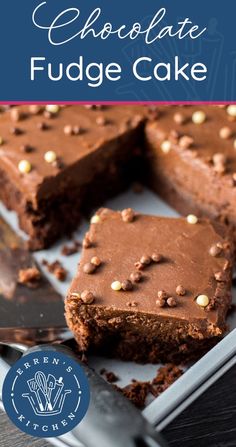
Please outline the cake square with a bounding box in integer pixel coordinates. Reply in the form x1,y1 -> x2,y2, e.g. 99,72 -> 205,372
0,105 -> 146,249
145,105 -> 236,242
65,208 -> 234,363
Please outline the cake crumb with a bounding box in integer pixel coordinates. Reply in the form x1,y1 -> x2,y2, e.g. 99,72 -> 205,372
100,369 -> 119,383
150,364 -> 183,397
61,240 -> 81,256
18,267 -> 41,288
113,363 -> 183,409
117,381 -> 150,409
42,259 -> 67,281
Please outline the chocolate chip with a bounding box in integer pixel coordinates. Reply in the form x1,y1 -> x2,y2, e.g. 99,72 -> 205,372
10,108 -> 22,122
121,280 -> 133,291
63,123 -> 81,136
10,127 -> 23,135
83,233 -> 92,249
151,253 -> 162,263
179,135 -> 194,149
130,271 -> 142,283
176,285 -> 186,296
84,105 -> 104,110
29,105 -> 42,115
121,208 -> 135,223
37,121 -> 48,131
219,126 -> 232,139
140,255 -> 152,265
157,290 -> 168,299
81,290 -> 95,304
156,298 -> 165,307
167,297 -> 177,307
73,125 -> 81,135
213,153 -> 226,165
84,105 -> 94,110
64,125 -> 73,135
96,116 -> 107,126
213,153 -> 227,174
20,144 -> 34,153
134,261 -> 145,270
83,262 -> 96,274
173,112 -> 186,125
43,110 -> 53,119
126,301 -> 137,307
214,271 -> 227,282
213,163 -> 226,174
209,244 -> 222,257
52,157 -> 65,169
91,256 -> 101,267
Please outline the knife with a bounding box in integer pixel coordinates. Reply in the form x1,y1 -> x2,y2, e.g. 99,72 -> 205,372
0,341 -> 168,447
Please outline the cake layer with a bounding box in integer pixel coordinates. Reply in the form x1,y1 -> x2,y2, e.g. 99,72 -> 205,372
0,105 -> 146,249
145,105 -> 236,241
65,208 -> 234,363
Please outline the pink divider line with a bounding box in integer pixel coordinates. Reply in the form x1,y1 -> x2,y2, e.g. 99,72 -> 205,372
0,101 -> 235,105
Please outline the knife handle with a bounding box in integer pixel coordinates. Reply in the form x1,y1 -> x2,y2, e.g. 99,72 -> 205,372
27,344 -> 168,447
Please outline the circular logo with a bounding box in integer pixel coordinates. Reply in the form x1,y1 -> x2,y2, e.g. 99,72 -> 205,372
2,350 -> 90,437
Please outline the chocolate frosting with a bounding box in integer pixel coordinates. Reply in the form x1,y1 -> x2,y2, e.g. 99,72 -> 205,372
146,106 -> 236,226
0,105 -> 146,208
69,208 -> 233,332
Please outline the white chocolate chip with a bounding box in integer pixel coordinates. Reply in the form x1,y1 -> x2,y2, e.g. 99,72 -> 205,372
186,214 -> 198,224
233,140 -> 236,150
196,294 -> 209,307
45,105 -> 60,114
18,160 -> 32,174
192,111 -> 206,124
227,105 -> 236,117
90,215 -> 100,224
44,150 -> 57,163
111,281 -> 122,291
161,140 -> 171,154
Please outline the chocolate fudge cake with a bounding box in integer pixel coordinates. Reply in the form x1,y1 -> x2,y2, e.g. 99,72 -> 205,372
2,104 -> 236,252
145,105 -> 236,241
65,208 -> 234,363
0,105 -> 146,249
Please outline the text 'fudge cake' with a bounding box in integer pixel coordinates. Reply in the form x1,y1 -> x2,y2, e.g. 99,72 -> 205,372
65,208 -> 234,363
0,105 -> 146,249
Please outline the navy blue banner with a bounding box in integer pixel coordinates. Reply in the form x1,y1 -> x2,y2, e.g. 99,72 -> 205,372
1,0 -> 236,101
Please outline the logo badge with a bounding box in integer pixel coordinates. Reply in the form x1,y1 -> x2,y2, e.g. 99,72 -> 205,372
2,350 -> 90,437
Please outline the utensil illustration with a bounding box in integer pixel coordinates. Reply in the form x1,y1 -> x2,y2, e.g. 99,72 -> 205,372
35,371 -> 53,411
24,373 -> 68,415
46,374 -> 56,410
27,378 -> 44,412
52,376 -> 64,409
